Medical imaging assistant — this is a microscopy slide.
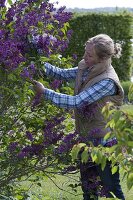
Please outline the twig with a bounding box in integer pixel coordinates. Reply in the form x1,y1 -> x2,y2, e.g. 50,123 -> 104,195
45,173 -> 81,196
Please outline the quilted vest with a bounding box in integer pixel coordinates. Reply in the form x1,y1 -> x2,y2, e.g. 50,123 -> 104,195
74,59 -> 124,139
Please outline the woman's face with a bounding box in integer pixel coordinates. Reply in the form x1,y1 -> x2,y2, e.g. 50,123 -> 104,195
83,42 -> 100,67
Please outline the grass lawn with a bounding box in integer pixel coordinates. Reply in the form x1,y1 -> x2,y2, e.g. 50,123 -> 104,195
23,171 -> 133,200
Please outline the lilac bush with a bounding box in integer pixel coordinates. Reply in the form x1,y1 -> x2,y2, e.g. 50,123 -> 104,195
0,0 -> 78,198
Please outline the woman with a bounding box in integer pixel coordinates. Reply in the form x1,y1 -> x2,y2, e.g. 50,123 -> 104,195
33,34 -> 125,200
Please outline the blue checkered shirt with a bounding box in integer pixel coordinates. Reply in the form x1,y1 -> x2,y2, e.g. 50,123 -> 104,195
43,63 -> 117,109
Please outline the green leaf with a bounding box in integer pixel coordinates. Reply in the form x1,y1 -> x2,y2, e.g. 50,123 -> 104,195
71,143 -> 86,161
15,195 -> 24,200
108,145 -> 117,153
127,141 -> 133,147
111,165 -> 118,174
38,21 -> 44,28
61,27 -> 66,35
46,24 -> 54,31
128,83 -> 133,102
64,22 -> 70,31
39,56 -> 50,62
101,156 -> 107,171
127,173 -> 133,190
104,132 -> 111,140
81,146 -> 89,163
97,150 -> 103,164
91,152 -> 98,162
113,110 -> 121,123
7,0 -> 13,6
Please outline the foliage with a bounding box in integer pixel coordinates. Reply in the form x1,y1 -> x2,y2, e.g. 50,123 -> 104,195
121,81 -> 132,97
0,0 -> 79,198
121,81 -> 132,103
64,12 -> 133,81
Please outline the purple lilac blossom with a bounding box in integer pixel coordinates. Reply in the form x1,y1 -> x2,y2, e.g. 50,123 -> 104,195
0,39 -> 26,71
80,163 -> 109,197
43,116 -> 65,146
50,79 -> 63,90
21,63 -> 36,80
20,68 -> 30,79
78,102 -> 98,119
27,0 -> 38,3
18,143 -> 44,158
0,0 -> 6,7
31,93 -> 42,110
105,139 -> 117,147
18,151 -> 29,159
56,132 -> 78,154
43,131 -> 64,146
72,53 -> 78,60
89,128 -> 103,136
31,143 -> 44,155
9,142 -> 18,152
26,131 -> 34,141
0,30 -> 6,39
67,29 -> 73,39
99,186 -> 110,197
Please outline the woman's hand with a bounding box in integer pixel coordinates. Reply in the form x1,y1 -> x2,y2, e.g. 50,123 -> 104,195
33,80 -> 45,94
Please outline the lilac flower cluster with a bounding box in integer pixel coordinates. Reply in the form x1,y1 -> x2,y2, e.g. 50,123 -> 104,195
8,115 -> 66,159
53,6 -> 72,25
21,63 -> 36,80
0,0 -> 6,7
8,130 -> 43,159
83,177 -> 109,198
9,142 -> 18,152
80,163 -> 110,197
31,93 -> 42,111
0,38 -> 26,71
43,116 -> 65,146
56,131 -> 78,154
105,139 -> 117,147
72,53 -> 78,60
17,143 -> 44,158
1,1 -> 73,72
78,128 -> 103,146
88,128 -> 103,136
78,102 -> 98,119
50,79 -> 63,90
25,131 -> 34,141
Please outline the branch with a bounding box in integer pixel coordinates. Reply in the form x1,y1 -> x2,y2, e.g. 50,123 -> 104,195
45,173 -> 81,197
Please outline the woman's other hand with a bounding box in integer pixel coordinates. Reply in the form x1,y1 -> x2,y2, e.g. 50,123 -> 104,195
33,80 -> 45,94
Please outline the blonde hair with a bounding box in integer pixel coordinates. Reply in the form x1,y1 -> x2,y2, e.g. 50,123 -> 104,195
87,34 -> 122,59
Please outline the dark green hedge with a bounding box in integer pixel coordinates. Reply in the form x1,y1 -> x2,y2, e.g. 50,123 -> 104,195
121,81 -> 132,96
64,12 -> 133,81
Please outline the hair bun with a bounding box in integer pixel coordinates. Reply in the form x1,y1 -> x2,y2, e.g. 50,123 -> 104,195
114,43 -> 122,58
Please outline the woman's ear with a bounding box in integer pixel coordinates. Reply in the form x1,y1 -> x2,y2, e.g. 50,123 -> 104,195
99,56 -> 107,62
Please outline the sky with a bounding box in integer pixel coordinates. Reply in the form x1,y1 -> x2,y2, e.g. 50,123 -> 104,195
49,0 -> 133,9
